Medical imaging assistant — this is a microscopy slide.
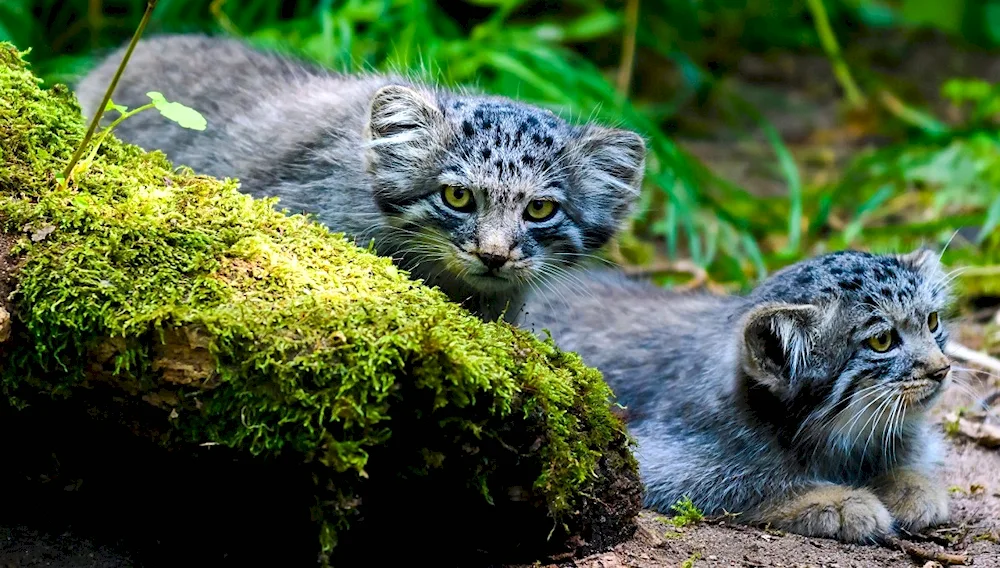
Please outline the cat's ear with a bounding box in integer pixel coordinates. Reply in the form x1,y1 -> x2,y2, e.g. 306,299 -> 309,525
896,247 -> 941,274
740,303 -> 820,395
566,126 -> 647,237
363,85 -> 448,185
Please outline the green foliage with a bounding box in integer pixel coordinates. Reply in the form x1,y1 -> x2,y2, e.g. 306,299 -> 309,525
941,79 -> 1000,128
59,92 -> 206,188
666,496 -> 705,528
144,91 -> 207,130
0,43 -> 638,563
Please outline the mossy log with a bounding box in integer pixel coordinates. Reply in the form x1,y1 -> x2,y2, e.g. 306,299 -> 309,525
0,45 -> 641,565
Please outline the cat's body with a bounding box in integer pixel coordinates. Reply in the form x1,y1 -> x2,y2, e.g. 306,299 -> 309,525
74,35 -> 645,322
519,250 -> 952,542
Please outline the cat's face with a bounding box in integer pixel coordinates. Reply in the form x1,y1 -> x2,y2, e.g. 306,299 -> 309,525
740,249 -> 951,454
362,85 -> 645,294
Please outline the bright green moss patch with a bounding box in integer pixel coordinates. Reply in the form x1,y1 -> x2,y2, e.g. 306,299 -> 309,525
0,44 -> 640,564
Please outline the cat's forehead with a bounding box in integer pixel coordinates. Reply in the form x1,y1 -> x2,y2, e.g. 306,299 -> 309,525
446,98 -> 569,138
755,250 -> 944,318
443,98 -> 569,175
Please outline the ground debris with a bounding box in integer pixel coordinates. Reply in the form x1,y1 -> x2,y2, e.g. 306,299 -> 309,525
572,551 -> 624,568
884,536 -> 969,566
945,411 -> 1000,449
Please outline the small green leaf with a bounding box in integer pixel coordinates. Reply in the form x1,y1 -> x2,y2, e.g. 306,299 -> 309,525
104,99 -> 129,115
942,78 -> 993,105
761,122 -> 802,255
72,195 -> 91,209
146,91 -> 207,131
562,11 -> 621,41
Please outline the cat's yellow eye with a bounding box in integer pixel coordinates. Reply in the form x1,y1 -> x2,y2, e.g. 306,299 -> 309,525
441,185 -> 474,212
927,311 -> 939,332
524,200 -> 558,222
867,330 -> 894,353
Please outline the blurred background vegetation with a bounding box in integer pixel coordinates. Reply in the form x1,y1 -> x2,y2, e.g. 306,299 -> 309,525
2,0 -> 1000,302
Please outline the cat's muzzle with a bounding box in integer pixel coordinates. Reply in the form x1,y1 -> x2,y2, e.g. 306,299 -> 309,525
900,365 -> 951,405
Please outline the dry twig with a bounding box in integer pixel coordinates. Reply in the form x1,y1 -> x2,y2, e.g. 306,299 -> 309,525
884,536 -> 969,566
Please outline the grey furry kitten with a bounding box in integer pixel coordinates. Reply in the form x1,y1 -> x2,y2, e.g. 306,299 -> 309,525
73,35 -> 646,322
519,249 -> 952,542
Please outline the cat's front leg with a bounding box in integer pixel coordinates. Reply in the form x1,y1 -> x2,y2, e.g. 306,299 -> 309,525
868,468 -> 949,532
752,484 -> 894,542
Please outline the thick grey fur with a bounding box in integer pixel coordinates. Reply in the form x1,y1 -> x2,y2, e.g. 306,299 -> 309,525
519,249 -> 954,541
73,34 -> 646,322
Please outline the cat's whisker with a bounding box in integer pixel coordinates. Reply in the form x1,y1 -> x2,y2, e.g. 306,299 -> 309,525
855,391 -> 898,474
811,389 -> 886,466
834,388 -> 893,454
937,229 -> 961,263
886,397 -> 906,468
549,251 -> 618,267
534,268 -> 584,308
796,382 -> 886,444
828,385 -> 893,440
945,376 -> 988,399
951,364 -> 1000,383
525,278 -> 563,323
939,266 -> 969,288
801,384 -> 890,466
876,393 -> 901,470
942,378 -> 998,417
534,263 -> 596,301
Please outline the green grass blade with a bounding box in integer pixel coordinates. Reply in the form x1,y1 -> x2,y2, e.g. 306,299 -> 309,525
761,122 -> 803,254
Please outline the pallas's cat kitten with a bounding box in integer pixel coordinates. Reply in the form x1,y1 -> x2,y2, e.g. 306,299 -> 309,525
74,35 -> 646,322
519,249 -> 952,542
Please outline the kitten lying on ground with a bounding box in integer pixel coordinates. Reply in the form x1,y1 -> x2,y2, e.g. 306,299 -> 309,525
519,249 -> 952,542
74,34 -> 646,322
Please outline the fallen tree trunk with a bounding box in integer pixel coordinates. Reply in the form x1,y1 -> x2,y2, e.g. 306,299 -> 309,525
0,45 -> 641,566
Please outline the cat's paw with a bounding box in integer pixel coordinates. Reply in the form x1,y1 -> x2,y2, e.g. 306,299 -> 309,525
756,485 -> 894,543
870,469 -> 949,532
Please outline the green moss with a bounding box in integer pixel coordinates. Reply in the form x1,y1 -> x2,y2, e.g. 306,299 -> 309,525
680,551 -> 702,568
0,44 -> 639,562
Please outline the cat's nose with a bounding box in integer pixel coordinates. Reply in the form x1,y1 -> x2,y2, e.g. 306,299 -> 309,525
927,364 -> 951,382
477,253 -> 509,271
